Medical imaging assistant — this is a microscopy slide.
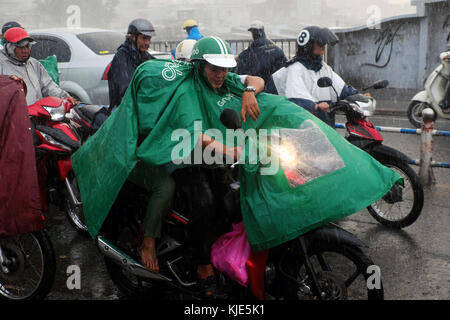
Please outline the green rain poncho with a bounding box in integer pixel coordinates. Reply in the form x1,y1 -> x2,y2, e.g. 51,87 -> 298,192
71,59 -> 401,251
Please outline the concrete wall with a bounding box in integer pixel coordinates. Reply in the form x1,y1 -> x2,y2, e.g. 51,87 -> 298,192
327,0 -> 450,107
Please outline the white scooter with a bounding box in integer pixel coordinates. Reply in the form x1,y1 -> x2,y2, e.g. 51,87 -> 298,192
408,47 -> 450,128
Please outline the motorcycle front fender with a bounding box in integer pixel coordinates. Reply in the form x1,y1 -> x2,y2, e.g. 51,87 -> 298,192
411,90 -> 430,104
371,144 -> 412,164
304,223 -> 368,248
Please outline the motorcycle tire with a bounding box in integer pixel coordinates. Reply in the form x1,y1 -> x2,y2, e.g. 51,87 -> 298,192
0,230 -> 56,300
367,158 -> 424,228
64,172 -> 88,234
407,101 -> 436,128
281,242 -> 383,300
104,253 -> 164,300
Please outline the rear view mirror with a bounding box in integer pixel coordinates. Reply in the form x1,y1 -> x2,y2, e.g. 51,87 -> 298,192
363,80 -> 389,91
373,80 -> 389,89
317,77 -> 333,88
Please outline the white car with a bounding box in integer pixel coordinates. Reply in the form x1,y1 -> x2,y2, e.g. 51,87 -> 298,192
29,28 -> 171,105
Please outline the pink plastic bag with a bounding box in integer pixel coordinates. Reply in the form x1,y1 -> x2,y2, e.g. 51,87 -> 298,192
211,221 -> 251,287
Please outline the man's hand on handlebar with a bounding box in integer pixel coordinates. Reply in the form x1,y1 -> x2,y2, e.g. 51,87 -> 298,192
314,102 -> 330,112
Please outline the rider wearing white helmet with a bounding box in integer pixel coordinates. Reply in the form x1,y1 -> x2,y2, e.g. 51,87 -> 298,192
174,39 -> 197,61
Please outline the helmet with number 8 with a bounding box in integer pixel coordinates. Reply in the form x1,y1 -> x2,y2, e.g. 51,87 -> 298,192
296,26 -> 339,59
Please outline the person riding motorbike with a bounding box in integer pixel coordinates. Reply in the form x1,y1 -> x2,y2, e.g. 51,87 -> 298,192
171,19 -> 204,59
174,39 -> 197,61
269,26 -> 366,128
234,20 -> 287,84
108,18 -> 156,112
0,27 -> 76,105
131,37 -> 263,299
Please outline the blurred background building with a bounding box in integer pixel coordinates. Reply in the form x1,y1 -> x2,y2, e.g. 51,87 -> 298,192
0,0 -> 416,40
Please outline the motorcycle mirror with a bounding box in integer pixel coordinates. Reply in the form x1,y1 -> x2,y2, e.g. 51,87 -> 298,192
317,77 -> 333,88
363,80 -> 389,91
220,108 -> 242,130
372,80 -> 389,89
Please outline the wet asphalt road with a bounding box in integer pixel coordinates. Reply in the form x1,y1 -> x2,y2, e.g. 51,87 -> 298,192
43,114 -> 450,300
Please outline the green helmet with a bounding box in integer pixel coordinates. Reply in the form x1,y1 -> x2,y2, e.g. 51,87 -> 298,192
190,36 -> 236,68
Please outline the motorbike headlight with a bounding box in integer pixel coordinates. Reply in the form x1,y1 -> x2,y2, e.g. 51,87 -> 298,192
43,103 -> 66,122
275,140 -> 299,168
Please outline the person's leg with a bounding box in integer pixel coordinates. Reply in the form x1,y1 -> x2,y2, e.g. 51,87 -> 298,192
128,163 -> 175,272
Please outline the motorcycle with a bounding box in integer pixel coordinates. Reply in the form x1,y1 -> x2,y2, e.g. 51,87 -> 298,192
1,93 -> 56,300
407,48 -> 450,128
29,96 -> 87,234
317,77 -> 424,228
93,109 -> 384,300
0,231 -> 55,300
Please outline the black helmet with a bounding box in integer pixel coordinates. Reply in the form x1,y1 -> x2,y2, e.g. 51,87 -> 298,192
127,19 -> 155,37
2,21 -> 22,35
296,26 -> 339,58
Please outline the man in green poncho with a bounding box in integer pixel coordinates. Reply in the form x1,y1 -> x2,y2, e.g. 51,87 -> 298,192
109,37 -> 265,296
72,36 -> 401,299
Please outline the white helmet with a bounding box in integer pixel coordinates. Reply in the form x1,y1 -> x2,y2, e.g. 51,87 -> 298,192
175,39 -> 197,61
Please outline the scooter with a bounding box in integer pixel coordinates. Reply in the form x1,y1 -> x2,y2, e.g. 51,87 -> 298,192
408,48 -> 450,128
318,77 -> 424,228
29,96 -> 87,233
93,109 -> 384,300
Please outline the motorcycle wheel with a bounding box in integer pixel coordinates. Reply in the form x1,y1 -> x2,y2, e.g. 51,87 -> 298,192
367,158 -> 424,228
0,231 -> 56,300
281,242 -> 383,300
64,172 -> 88,234
407,101 -> 436,128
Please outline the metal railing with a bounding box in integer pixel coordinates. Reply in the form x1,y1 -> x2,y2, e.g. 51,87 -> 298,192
151,38 -> 297,58
336,108 -> 448,186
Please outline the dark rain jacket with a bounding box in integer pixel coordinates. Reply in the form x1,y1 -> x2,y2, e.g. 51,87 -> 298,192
0,76 -> 43,238
108,37 -> 155,111
235,37 -> 287,84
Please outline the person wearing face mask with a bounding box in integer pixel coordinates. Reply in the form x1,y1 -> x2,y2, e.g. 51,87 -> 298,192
235,20 -> 287,84
108,18 -> 156,112
270,26 -> 366,128
0,27 -> 76,105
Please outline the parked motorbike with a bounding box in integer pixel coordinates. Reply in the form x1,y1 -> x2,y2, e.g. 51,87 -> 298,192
92,109 -> 384,300
29,97 -> 87,234
317,77 -> 424,228
407,49 -> 450,128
